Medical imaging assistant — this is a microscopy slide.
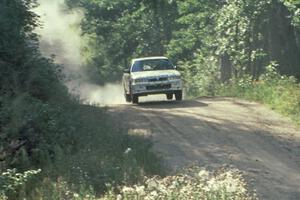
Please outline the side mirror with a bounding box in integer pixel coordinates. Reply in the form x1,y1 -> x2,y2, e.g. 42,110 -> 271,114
123,69 -> 130,73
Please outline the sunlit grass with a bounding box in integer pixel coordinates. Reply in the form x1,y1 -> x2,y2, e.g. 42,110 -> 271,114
217,63 -> 300,124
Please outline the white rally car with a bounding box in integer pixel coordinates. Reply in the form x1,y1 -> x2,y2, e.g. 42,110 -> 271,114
122,57 -> 183,104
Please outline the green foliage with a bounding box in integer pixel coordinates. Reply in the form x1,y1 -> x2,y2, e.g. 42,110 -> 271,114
282,0 -> 300,28
66,0 -> 179,83
0,168 -> 41,199
6,176 -> 97,200
179,52 -> 220,97
167,0 -> 221,63
217,62 -> 300,123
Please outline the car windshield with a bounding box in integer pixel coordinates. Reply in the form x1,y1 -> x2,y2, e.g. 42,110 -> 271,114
131,59 -> 174,72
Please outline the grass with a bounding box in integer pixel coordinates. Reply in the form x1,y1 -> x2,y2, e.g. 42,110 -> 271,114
216,65 -> 300,124
0,103 -> 164,200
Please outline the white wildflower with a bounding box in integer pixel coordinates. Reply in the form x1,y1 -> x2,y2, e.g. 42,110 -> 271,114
116,194 -> 122,200
73,193 -> 79,198
150,190 -> 158,197
198,169 -> 209,179
135,185 -> 145,195
124,148 -> 132,154
147,180 -> 158,190
122,186 -> 134,193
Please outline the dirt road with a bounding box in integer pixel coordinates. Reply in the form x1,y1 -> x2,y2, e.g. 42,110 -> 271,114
109,97 -> 300,200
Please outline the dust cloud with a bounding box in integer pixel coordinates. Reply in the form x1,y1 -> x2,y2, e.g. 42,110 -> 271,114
33,0 -> 125,105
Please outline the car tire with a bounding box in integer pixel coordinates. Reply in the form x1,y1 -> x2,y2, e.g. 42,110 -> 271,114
124,87 -> 132,102
175,90 -> 182,101
125,93 -> 132,102
166,93 -> 173,100
132,94 -> 139,104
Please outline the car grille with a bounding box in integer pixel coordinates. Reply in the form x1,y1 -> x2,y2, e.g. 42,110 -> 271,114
148,77 -> 168,82
146,84 -> 171,90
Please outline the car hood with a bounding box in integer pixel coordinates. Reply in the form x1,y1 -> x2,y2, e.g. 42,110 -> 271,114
131,70 -> 181,79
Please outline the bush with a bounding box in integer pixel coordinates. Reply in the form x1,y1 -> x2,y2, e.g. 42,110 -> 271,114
0,168 -> 41,199
179,52 -> 220,98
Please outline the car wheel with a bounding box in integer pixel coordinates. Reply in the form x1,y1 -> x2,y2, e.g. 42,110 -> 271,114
166,93 -> 173,100
125,93 -> 132,102
175,90 -> 182,101
124,88 -> 132,102
132,94 -> 139,104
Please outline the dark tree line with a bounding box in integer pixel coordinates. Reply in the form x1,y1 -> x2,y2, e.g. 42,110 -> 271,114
0,0 -> 74,170
67,0 -> 300,84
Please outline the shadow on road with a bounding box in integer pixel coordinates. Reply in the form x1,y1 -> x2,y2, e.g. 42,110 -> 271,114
135,100 -> 208,109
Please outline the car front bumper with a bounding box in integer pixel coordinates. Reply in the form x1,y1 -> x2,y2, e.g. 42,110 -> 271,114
131,80 -> 182,96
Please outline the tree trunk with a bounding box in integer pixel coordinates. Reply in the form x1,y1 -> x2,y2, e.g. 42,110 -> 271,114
220,53 -> 232,82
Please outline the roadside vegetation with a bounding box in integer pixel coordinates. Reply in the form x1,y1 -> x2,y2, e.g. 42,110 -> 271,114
101,167 -> 257,200
0,1 -> 161,199
217,63 -> 300,124
1,0 -> 300,199
1,167 -> 256,200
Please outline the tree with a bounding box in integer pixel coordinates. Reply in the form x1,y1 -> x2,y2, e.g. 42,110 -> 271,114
67,0 -> 179,83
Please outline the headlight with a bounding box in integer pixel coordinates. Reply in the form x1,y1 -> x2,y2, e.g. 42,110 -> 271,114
168,75 -> 181,80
